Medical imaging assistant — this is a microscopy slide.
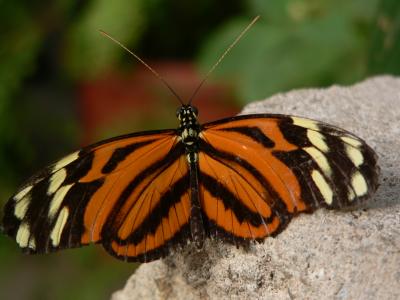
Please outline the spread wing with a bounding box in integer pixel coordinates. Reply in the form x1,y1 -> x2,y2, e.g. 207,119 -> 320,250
199,114 -> 379,243
2,129 -> 191,262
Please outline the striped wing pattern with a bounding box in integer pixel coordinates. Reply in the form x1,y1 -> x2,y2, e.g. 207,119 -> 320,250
1,114 -> 379,262
199,115 -> 379,243
2,130 -> 192,262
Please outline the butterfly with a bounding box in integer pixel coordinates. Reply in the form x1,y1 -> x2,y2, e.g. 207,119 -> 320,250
1,18 -> 379,263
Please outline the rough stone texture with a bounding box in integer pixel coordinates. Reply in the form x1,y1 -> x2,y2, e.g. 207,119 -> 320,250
112,76 -> 400,300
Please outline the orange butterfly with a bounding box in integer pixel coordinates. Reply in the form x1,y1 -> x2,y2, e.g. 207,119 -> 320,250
1,17 -> 379,262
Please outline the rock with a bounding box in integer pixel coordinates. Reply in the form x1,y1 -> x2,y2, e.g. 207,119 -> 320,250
112,76 -> 400,300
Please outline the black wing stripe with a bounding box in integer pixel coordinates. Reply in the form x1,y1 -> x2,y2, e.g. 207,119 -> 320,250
117,174 -> 190,245
101,140 -> 156,174
272,150 -> 321,209
103,223 -> 191,263
61,180 -> 105,249
102,142 -> 185,237
200,172 -> 275,227
221,126 -> 275,148
63,151 -> 94,184
199,139 -> 290,217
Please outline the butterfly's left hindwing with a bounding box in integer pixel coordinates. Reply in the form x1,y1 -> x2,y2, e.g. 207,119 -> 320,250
2,129 -> 192,262
199,114 -> 379,243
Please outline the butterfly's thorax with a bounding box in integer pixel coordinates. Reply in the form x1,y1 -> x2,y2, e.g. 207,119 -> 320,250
177,105 -> 201,163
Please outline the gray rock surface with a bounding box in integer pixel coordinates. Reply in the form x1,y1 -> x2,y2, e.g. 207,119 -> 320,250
112,76 -> 400,300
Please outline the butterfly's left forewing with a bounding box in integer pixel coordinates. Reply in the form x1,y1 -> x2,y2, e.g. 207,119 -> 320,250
199,114 -> 379,243
2,129 -> 191,262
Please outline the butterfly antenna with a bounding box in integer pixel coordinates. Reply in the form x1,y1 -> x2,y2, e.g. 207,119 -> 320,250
188,16 -> 260,105
99,30 -> 184,105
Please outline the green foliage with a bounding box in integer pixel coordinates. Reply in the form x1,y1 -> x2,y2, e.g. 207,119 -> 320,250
368,0 -> 400,74
0,3 -> 43,200
63,0 -> 145,79
0,101 -> 33,201
138,0 -> 246,58
198,0 -> 381,103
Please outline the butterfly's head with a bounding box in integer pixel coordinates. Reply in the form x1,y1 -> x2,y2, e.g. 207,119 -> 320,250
176,105 -> 199,125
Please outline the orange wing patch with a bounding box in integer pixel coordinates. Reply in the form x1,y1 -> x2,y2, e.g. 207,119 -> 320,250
81,133 -> 178,244
109,189 -> 191,261
199,155 -> 281,239
201,118 -> 308,214
200,153 -> 272,219
198,117 -> 313,242
102,153 -> 191,262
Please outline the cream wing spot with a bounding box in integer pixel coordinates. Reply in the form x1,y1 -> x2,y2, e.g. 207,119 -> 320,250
311,169 -> 333,205
50,207 -> 69,247
348,187 -> 356,202
291,117 -> 319,130
307,130 -> 329,153
16,222 -> 31,248
14,185 -> 33,202
28,237 -> 36,250
351,171 -> 368,197
341,136 -> 362,148
48,184 -> 73,218
345,144 -> 364,167
47,168 -> 67,195
53,151 -> 79,172
304,147 -> 332,177
14,195 -> 30,220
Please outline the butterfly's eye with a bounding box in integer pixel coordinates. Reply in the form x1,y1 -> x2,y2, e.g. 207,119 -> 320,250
191,106 -> 198,116
176,107 -> 182,119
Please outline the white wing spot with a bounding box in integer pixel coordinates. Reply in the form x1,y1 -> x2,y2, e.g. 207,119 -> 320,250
50,207 -> 69,247
345,144 -> 364,167
14,185 -> 33,202
311,169 -> 333,205
53,151 -> 79,172
308,130 -> 329,153
341,136 -> 362,148
304,147 -> 332,177
292,117 -> 320,130
351,171 -> 368,197
16,222 -> 31,248
14,194 -> 30,220
47,168 -> 67,195
48,184 -> 73,218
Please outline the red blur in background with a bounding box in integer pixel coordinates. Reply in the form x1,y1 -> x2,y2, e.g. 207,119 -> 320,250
78,62 -> 240,143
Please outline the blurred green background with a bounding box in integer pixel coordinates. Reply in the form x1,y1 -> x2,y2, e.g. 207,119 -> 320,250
0,0 -> 399,299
